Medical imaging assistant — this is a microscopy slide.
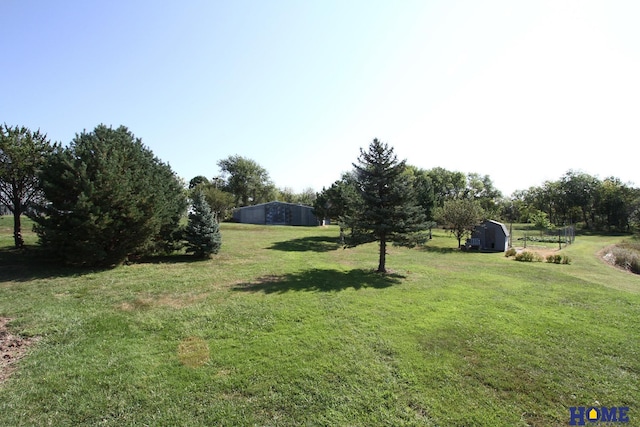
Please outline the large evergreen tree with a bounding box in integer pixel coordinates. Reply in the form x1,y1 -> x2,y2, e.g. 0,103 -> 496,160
0,124 -> 54,248
185,190 -> 221,258
348,139 -> 429,273
34,124 -> 187,266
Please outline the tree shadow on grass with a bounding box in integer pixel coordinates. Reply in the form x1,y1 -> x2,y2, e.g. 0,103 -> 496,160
233,268 -> 405,294
0,246 -> 203,282
267,236 -> 341,252
0,246 -> 100,282
418,245 -> 460,254
134,253 -> 207,265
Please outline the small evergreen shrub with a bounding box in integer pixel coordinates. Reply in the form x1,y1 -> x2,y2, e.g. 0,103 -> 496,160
505,248 -> 517,257
562,255 -> 571,264
185,190 -> 222,258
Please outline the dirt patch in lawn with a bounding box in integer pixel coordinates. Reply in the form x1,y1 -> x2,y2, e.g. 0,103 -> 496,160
0,318 -> 39,384
514,246 -> 561,259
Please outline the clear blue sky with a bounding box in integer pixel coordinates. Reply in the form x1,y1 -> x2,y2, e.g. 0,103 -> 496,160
2,1 -> 639,196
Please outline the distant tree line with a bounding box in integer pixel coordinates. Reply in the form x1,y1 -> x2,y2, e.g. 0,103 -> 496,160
314,165 -> 640,236
503,170 -> 640,232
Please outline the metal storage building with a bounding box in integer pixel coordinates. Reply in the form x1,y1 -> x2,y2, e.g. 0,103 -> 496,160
232,201 -> 319,226
467,219 -> 509,252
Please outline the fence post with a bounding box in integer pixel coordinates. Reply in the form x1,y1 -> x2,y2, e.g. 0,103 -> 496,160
558,229 -> 562,250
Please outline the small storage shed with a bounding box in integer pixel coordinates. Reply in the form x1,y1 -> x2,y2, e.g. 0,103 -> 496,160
468,219 -> 509,252
232,201 -> 318,226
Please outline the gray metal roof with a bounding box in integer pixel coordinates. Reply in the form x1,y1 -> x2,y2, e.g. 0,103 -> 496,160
482,219 -> 509,237
234,200 -> 314,210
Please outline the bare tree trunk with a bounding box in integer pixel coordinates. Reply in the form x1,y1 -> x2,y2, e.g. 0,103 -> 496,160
377,234 -> 387,273
581,207 -> 591,229
456,229 -> 463,248
13,206 -> 23,248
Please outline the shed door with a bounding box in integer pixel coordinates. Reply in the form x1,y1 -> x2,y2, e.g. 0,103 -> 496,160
487,228 -> 496,249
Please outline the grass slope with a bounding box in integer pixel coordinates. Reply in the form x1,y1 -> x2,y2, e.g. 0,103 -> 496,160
0,216 -> 639,426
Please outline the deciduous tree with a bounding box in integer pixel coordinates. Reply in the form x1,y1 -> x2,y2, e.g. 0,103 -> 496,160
188,175 -> 210,189
0,124 -> 54,248
313,172 -> 362,242
435,198 -> 484,248
560,170 -> 599,229
531,210 -> 552,236
199,185 -> 235,221
465,172 -> 502,217
426,167 -> 466,207
405,165 -> 436,221
217,155 -> 276,206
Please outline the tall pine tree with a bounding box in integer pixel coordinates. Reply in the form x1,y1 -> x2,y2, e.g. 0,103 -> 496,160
185,190 -> 221,258
349,139 -> 429,273
34,125 -> 186,266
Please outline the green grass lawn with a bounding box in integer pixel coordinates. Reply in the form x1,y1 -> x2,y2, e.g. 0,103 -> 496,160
1,216 -> 639,426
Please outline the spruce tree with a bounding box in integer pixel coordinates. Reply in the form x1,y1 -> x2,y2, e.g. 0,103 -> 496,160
349,139 -> 429,273
185,190 -> 221,258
